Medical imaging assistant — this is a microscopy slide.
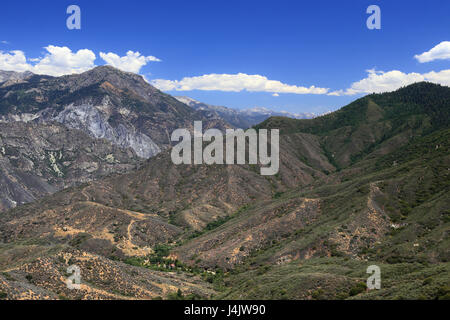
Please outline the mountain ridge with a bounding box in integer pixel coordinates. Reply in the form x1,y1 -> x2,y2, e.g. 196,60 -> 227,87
175,96 -> 316,129
0,66 -> 230,158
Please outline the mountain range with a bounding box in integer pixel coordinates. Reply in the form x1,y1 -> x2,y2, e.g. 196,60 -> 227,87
0,67 -> 448,300
175,96 -> 316,129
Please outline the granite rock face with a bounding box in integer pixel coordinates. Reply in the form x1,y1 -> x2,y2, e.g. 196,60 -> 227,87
0,121 -> 142,211
52,103 -> 161,158
0,70 -> 33,83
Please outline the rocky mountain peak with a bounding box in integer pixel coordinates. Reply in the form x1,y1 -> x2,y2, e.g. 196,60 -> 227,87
55,66 -> 159,100
0,70 -> 34,84
0,66 -> 230,161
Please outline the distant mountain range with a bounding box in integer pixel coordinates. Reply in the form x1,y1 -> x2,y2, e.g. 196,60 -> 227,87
175,96 -> 316,128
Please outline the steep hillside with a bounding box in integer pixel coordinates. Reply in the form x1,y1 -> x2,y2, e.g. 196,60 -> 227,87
0,247 -> 215,300
258,82 -> 450,167
216,127 -> 449,299
0,121 -> 141,211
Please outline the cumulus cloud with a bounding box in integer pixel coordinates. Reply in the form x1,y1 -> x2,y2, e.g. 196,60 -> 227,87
32,45 -> 96,76
0,50 -> 30,72
0,45 -> 96,76
414,41 -> 450,63
328,68 -> 450,96
424,69 -> 450,86
0,46 -> 161,77
100,50 -> 161,73
151,73 -> 329,95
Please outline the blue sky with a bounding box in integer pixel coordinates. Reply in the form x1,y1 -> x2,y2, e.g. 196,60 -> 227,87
1,0 -> 449,114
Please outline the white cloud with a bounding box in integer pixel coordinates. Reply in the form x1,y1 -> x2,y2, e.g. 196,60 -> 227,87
32,45 -> 96,76
0,46 -> 161,77
0,45 -> 96,76
414,41 -> 450,63
151,73 -> 329,95
423,69 -> 450,86
328,68 -> 450,96
0,50 -> 30,72
1,41 -> 9,44
100,50 -> 161,73
3,44 -> 448,99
